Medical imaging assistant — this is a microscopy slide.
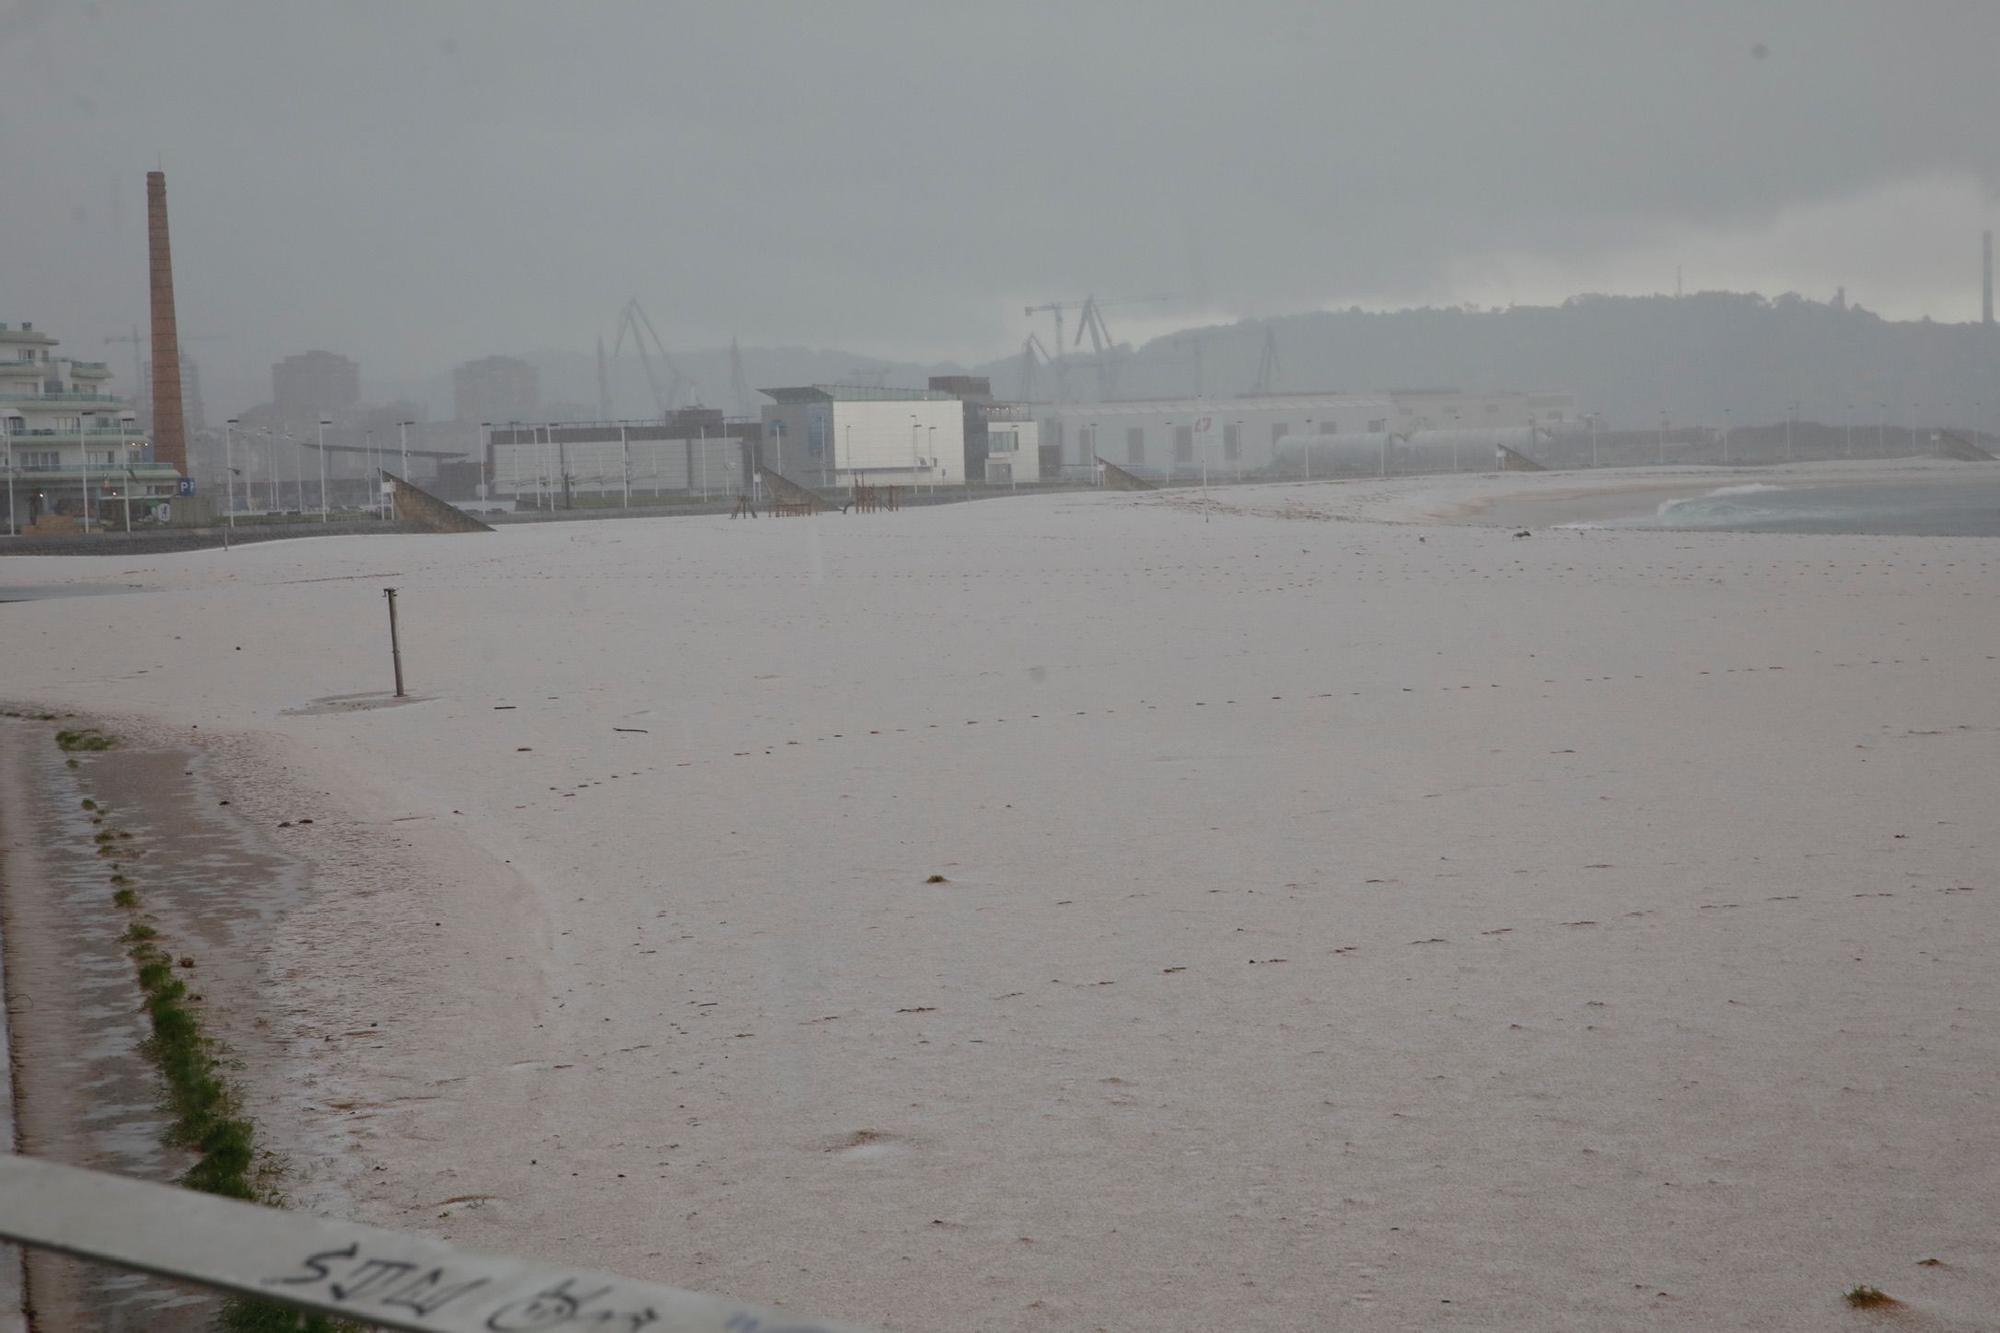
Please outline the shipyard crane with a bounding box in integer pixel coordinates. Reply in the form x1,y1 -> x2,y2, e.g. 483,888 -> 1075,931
609,298 -> 689,420
1251,326 -> 1281,394
1018,332 -> 1063,404
1022,294 -> 1175,398
1070,294 -> 1143,399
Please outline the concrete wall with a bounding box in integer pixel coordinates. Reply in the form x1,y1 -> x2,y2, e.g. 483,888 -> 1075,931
830,399 -> 965,485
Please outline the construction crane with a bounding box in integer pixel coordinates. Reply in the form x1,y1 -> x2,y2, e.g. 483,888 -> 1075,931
1022,295 -> 1174,368
1251,326 -> 1281,394
105,327 -> 223,398
1017,333 -> 1063,404
1070,295 -> 1139,399
1021,295 -> 1175,401
608,298 -> 688,420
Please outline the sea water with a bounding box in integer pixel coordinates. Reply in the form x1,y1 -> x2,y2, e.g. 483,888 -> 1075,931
1605,476 -> 2000,537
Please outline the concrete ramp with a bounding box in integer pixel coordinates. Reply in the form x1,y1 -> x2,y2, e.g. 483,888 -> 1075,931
382,472 -> 494,533
756,466 -> 832,512
1931,431 -> 1998,462
1095,457 -> 1157,491
1495,444 -> 1546,472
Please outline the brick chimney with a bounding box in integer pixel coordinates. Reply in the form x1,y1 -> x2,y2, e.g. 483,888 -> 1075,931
146,171 -> 188,474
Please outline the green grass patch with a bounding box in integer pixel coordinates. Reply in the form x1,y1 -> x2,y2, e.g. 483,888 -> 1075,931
56,728 -> 116,752
1843,1285 -> 1899,1309
112,888 -> 138,908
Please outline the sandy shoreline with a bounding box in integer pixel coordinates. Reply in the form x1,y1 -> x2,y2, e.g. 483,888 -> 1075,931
3,472 -> 1998,1329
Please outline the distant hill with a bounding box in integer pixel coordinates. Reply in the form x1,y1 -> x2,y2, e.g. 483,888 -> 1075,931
359,290 -> 2000,437
973,293 -> 2000,435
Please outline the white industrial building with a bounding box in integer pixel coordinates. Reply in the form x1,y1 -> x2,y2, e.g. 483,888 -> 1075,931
760,386 -> 966,489
486,419 -> 754,504
1040,388 -> 1576,481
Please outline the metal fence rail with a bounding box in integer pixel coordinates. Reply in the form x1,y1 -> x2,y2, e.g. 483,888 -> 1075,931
0,1155 -> 875,1333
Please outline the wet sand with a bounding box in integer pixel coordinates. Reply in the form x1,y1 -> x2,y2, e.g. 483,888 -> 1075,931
3,474 -> 1998,1330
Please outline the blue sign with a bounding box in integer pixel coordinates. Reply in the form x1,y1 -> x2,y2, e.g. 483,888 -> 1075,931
177,478 -> 196,497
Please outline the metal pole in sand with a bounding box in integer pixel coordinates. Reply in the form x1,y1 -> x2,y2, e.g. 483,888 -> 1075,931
383,587 -> 405,698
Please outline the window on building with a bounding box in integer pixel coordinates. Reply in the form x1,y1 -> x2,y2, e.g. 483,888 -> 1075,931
1173,425 -> 1194,462
1126,427 -> 1145,464
1368,418 -> 1387,433
23,451 -> 58,468
1223,423 -> 1241,459
1318,421 -> 1338,435
990,430 -> 1018,454
1270,421 -> 1290,444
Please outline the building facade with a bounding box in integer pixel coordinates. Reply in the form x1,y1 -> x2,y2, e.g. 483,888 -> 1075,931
1,321 -> 177,530
760,385 -> 966,489
1041,388 -> 1576,481
272,350 -> 361,423
453,355 -> 540,424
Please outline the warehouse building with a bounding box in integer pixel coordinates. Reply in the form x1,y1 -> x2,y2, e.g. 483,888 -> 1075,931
484,408 -> 758,504
1041,388 -> 1575,481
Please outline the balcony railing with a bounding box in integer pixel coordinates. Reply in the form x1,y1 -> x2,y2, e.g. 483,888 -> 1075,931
5,426 -> 147,438
0,391 -> 128,404
1,462 -> 176,478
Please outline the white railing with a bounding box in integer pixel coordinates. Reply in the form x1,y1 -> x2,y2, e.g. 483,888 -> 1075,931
0,1155 -> 873,1333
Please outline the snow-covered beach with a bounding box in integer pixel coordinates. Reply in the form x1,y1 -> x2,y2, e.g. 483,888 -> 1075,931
4,466 -> 1998,1330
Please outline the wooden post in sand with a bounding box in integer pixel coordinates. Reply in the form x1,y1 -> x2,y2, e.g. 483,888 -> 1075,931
384,587 -> 406,698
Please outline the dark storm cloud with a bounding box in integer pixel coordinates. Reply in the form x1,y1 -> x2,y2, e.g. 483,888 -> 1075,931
3,0 -> 1996,406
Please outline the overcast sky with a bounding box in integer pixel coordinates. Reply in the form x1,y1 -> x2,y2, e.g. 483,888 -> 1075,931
5,1 -> 2000,411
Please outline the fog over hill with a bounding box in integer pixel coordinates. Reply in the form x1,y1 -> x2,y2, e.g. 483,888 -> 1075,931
452,291 -> 2000,439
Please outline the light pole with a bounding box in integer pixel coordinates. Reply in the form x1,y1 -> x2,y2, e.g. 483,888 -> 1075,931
2,412 -> 13,537
224,418 -> 238,530
80,416 -> 94,532
619,423 -> 631,508
316,416 -> 331,521
927,424 -> 937,491
398,420 -> 411,481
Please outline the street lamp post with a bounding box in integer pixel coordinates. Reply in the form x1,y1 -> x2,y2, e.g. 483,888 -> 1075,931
927,424 -> 937,492
2,413 -> 13,537
619,423 -> 631,509
224,418 -> 238,531
398,420 -> 411,481
80,418 -> 93,532
316,417 -> 331,521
